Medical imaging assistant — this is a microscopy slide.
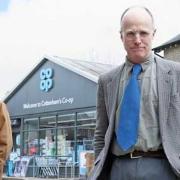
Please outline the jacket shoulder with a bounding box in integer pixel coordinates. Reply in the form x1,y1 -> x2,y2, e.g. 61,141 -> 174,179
98,64 -> 124,83
156,55 -> 180,71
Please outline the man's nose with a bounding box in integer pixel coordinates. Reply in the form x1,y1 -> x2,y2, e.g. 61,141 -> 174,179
134,33 -> 142,45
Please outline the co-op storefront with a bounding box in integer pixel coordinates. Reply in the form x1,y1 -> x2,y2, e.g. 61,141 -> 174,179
4,55 -> 113,178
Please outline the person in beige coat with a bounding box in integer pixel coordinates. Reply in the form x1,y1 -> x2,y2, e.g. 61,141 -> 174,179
0,102 -> 13,178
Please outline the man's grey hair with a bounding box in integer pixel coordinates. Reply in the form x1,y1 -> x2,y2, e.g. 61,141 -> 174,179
120,6 -> 155,31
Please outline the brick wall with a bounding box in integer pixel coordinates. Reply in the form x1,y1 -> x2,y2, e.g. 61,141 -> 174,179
164,44 -> 180,62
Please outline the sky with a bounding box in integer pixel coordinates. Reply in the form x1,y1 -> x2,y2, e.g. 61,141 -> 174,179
0,0 -> 180,99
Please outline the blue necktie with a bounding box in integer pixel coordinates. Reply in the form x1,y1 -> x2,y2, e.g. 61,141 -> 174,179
116,64 -> 142,151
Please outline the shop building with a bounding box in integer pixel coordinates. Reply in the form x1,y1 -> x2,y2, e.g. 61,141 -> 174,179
4,55 -> 114,178
153,34 -> 180,61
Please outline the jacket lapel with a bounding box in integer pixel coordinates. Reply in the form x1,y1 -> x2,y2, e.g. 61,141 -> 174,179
106,65 -> 124,123
156,57 -> 172,128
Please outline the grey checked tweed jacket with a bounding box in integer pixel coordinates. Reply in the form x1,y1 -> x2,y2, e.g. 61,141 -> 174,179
88,55 -> 180,180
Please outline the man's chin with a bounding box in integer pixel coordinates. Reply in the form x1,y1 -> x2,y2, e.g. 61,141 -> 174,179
128,54 -> 147,63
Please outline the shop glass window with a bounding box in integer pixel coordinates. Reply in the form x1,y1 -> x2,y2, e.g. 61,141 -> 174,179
39,116 -> 56,156
57,128 -> 75,162
23,131 -> 38,156
57,113 -> 75,127
76,111 -> 96,151
39,129 -> 56,156
57,113 -> 75,162
13,133 -> 21,156
39,116 -> 56,129
23,117 -> 38,131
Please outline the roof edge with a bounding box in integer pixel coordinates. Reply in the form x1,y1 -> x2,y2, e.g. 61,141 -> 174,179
3,55 -> 100,103
45,55 -> 98,83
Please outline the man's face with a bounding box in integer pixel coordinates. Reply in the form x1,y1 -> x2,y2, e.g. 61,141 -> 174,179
121,9 -> 155,63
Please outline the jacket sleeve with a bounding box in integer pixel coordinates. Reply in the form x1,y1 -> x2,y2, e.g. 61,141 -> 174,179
0,102 -> 13,174
94,77 -> 109,159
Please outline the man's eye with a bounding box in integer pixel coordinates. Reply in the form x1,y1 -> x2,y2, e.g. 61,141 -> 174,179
140,31 -> 149,36
127,32 -> 135,37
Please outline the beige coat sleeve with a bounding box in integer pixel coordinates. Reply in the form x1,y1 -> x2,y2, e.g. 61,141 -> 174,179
0,102 -> 13,176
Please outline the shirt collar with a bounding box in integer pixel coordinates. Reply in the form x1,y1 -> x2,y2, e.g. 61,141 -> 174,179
125,53 -> 154,73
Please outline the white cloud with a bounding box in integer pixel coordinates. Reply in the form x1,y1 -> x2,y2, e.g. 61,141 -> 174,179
0,0 -> 179,98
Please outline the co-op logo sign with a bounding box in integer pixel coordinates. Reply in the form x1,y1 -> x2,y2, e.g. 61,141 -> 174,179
40,68 -> 54,92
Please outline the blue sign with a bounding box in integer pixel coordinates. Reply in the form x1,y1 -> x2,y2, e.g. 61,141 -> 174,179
40,68 -> 54,92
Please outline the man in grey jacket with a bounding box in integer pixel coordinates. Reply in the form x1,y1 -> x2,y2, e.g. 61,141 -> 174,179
88,6 -> 180,180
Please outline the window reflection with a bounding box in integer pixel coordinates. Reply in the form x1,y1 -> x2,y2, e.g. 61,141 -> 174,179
57,113 -> 75,161
23,131 -> 38,155
24,117 -> 38,131
76,111 -> 96,162
57,113 -> 75,127
22,110 -> 96,164
40,116 -> 56,129
39,116 -> 56,155
39,129 -> 56,156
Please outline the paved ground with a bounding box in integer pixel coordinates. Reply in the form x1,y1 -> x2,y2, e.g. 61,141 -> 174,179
3,177 -> 81,180
2,175 -> 82,180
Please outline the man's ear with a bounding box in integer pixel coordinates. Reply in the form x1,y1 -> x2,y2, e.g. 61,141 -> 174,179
120,30 -> 123,40
153,29 -> 156,36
